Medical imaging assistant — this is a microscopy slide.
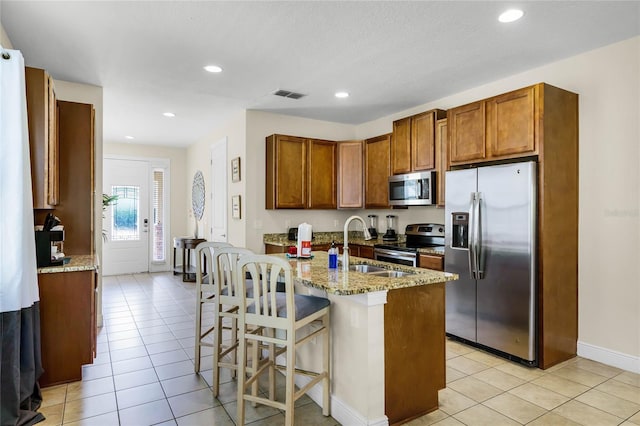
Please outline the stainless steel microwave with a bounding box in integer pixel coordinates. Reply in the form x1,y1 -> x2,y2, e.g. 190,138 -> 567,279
388,171 -> 436,206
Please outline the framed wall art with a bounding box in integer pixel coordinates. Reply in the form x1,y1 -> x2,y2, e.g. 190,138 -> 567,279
232,195 -> 241,219
231,157 -> 241,182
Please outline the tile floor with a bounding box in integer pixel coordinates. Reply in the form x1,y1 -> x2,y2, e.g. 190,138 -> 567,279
37,272 -> 640,426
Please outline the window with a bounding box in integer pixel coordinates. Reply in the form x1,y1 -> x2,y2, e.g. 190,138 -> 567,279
111,186 -> 140,241
152,170 -> 165,262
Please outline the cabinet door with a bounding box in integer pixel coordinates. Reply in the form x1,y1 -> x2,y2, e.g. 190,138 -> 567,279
47,78 -> 59,205
411,111 -> 437,171
26,67 -> 58,208
391,117 -> 411,174
419,254 -> 444,271
448,101 -> 486,164
308,139 -> 337,209
359,245 -> 374,259
39,270 -> 95,386
486,86 -> 536,158
338,141 -> 364,208
365,134 -> 391,208
435,119 -> 448,207
266,135 -> 306,209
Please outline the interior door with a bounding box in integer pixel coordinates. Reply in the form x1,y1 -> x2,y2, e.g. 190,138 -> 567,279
210,138 -> 228,242
103,158 -> 150,275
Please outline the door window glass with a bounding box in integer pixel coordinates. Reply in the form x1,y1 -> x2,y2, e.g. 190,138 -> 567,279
111,186 -> 140,241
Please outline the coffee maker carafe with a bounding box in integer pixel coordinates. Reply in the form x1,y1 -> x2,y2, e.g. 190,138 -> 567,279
382,214 -> 398,241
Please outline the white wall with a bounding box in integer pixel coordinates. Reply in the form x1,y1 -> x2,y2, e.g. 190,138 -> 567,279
186,111 -> 247,247
1,22 -> 12,48
357,36 -> 640,366
103,142 -> 188,266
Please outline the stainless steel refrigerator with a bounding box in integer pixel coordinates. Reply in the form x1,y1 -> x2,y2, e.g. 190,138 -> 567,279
445,161 -> 537,365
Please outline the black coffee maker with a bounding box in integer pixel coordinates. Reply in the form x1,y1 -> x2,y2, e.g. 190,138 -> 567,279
35,213 -> 64,267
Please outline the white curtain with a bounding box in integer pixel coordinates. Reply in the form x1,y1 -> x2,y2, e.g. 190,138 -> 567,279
0,46 -> 45,425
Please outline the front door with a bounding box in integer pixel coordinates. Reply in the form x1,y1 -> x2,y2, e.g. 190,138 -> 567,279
103,158 -> 150,275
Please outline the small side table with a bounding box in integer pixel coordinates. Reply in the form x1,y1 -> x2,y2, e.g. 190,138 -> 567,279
173,237 -> 206,282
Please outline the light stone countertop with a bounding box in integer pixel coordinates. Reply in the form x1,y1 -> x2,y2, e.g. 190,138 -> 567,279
37,254 -> 98,274
276,251 -> 457,296
263,232 -> 444,255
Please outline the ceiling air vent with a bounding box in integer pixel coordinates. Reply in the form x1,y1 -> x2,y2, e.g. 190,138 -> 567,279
273,89 -> 306,99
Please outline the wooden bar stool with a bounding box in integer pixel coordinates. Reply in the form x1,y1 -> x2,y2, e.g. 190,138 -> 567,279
193,241 -> 231,372
235,255 -> 331,426
211,246 -> 256,397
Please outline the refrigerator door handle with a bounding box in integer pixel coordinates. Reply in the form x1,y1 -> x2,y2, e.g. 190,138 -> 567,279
468,192 -> 477,280
475,192 -> 484,279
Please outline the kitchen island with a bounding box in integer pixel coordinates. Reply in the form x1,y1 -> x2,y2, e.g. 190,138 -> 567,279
279,252 -> 457,426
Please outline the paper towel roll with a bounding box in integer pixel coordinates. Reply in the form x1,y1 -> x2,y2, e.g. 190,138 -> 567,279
297,222 -> 312,258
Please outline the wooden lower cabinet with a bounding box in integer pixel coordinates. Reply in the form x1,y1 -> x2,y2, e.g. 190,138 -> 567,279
38,270 -> 96,387
419,254 -> 444,271
385,283 -> 445,424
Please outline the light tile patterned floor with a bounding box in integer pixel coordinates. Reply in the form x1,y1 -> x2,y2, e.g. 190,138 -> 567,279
38,272 -> 640,425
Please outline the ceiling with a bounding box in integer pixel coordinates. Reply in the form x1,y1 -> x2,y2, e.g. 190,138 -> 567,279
2,1 -> 639,148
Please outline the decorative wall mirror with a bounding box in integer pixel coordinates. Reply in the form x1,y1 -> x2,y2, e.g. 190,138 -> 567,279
192,170 -> 205,237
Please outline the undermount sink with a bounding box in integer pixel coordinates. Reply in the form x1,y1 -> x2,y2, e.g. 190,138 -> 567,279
369,270 -> 415,278
349,264 -> 416,277
349,264 -> 386,273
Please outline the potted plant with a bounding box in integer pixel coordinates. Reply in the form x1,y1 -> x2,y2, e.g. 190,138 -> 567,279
102,193 -> 119,241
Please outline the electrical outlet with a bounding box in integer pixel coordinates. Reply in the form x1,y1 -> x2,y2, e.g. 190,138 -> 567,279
334,219 -> 339,228
254,220 -> 262,229
285,219 -> 291,229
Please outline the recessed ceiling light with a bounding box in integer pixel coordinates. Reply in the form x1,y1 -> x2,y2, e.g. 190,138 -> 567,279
125,135 -> 134,140
204,65 -> 223,73
335,91 -> 350,98
163,112 -> 176,117
498,9 -> 524,23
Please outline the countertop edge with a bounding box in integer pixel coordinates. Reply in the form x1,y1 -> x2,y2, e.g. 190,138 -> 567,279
37,254 -> 98,274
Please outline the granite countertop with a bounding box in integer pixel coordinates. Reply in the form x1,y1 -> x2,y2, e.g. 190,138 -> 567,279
264,232 -> 444,256
276,251 -> 457,296
263,231 -> 394,247
37,254 -> 99,274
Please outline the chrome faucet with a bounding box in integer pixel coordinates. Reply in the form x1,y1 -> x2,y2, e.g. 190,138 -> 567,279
343,215 -> 374,271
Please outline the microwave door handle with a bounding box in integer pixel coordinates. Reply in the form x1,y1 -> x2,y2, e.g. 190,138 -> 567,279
468,193 -> 477,280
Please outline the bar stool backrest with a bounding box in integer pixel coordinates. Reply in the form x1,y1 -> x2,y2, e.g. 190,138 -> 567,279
237,255 -> 294,330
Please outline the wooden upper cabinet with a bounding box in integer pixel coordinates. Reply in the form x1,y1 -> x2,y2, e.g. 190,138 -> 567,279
449,84 -> 540,166
266,135 -> 307,209
448,101 -> 486,164
307,139 -> 337,209
391,117 -> 411,174
337,140 -> 364,208
392,109 -> 446,175
412,111 -> 438,171
266,135 -> 337,209
435,119 -> 448,207
486,86 -> 536,157
26,67 -> 59,208
365,134 -> 391,208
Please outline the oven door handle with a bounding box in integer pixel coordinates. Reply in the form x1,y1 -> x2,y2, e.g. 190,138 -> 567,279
374,248 -> 417,264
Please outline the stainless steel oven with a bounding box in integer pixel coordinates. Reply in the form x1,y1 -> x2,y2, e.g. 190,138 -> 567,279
374,223 -> 445,267
374,247 -> 417,266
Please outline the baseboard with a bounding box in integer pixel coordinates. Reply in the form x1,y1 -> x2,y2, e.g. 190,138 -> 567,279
577,341 -> 640,374
295,375 -> 389,426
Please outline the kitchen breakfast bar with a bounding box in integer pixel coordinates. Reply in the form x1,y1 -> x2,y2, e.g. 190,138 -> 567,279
279,252 -> 457,426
